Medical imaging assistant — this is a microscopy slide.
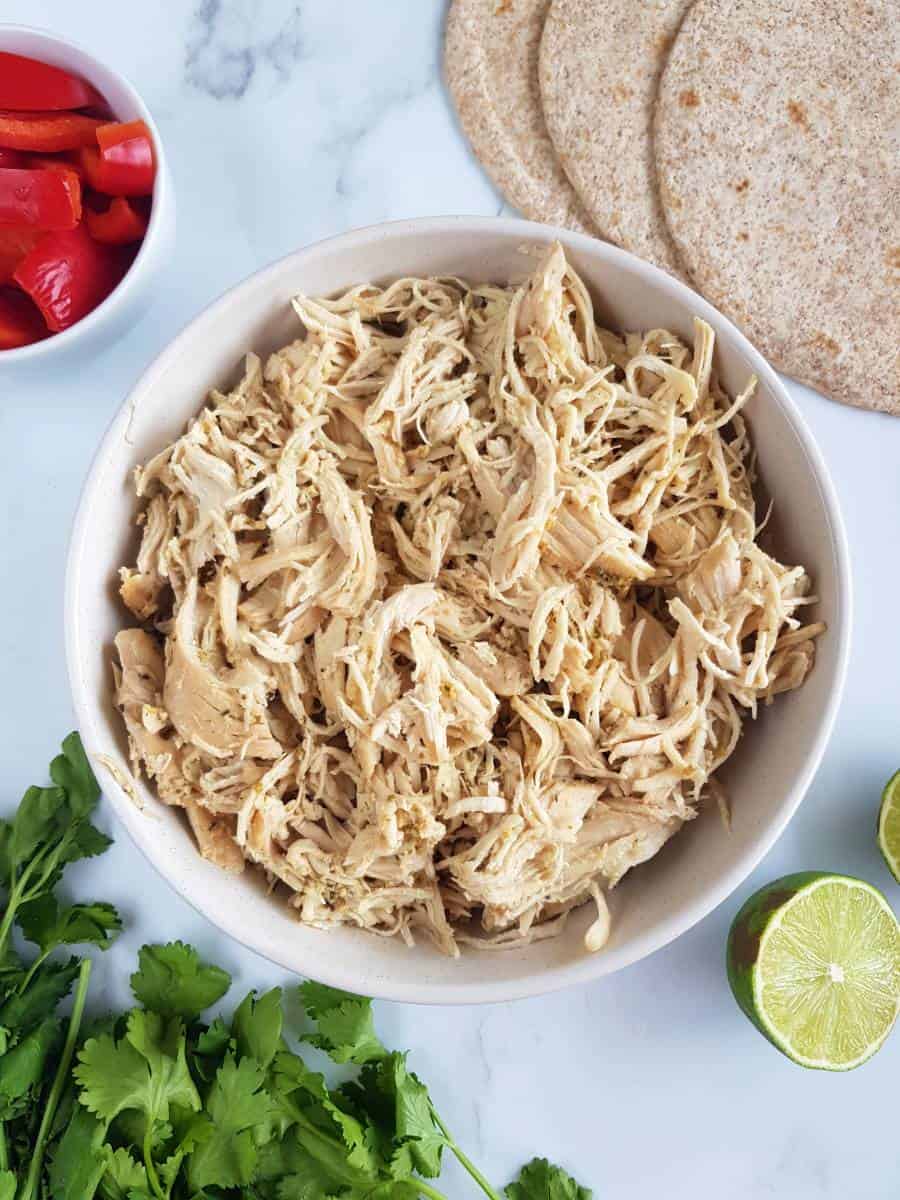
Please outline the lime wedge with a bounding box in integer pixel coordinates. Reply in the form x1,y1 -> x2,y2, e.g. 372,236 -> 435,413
727,872 -> 900,1070
878,770 -> 900,883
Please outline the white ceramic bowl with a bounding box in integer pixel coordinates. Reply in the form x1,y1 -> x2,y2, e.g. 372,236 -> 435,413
65,217 -> 851,1004
0,25 -> 174,365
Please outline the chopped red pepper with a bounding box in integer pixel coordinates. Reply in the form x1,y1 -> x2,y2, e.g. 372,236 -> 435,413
0,167 -> 81,230
85,196 -> 148,245
0,227 -> 39,282
81,146 -> 154,198
0,285 -> 47,348
0,53 -> 103,112
26,151 -> 86,180
0,110 -> 104,152
13,223 -> 127,332
89,120 -> 155,195
0,147 -> 25,168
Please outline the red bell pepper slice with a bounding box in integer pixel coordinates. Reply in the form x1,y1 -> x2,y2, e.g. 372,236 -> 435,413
0,167 -> 81,230
0,147 -> 25,168
0,227 -> 39,282
81,145 -> 155,198
26,152 -> 86,180
0,53 -> 104,112
85,196 -> 148,245
89,120 -> 155,195
0,285 -> 47,349
13,223 -> 127,332
0,111 -> 104,152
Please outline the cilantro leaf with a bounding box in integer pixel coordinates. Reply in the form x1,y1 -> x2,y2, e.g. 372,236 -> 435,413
186,1055 -> 273,1190
50,732 -> 101,819
48,1104 -> 108,1200
383,1053 -> 445,1178
10,786 -> 67,871
75,1010 -> 200,1131
342,1051 -> 446,1181
256,1133 -> 342,1199
260,1121 -> 378,1200
18,895 -> 122,954
0,958 -> 80,1036
339,1064 -> 394,1143
0,1017 -> 61,1104
75,1031 -> 155,1126
109,1111 -> 173,1154
298,983 -> 385,1065
505,1158 -> 592,1200
189,1017 -> 232,1085
97,1148 -> 149,1200
158,1148 -> 189,1194
0,1171 -> 16,1200
130,943 -> 231,1020
272,1057 -> 390,1200
63,821 -> 113,865
272,1164 -> 356,1199
232,987 -> 283,1068
194,1017 -> 231,1058
270,1050 -> 374,1162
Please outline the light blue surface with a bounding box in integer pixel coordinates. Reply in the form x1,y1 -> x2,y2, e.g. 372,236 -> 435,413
2,3 -> 898,1195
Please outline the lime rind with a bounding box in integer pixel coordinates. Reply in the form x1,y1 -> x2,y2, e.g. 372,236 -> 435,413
751,875 -> 900,1071
877,769 -> 900,884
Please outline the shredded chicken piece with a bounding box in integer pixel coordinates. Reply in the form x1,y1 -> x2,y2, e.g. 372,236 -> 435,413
113,244 -> 822,956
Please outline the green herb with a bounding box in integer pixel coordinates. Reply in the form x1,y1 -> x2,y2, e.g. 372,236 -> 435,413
130,942 -> 230,1020
0,734 -> 120,1200
505,1157 -> 594,1200
298,980 -> 386,1064
62,956 -> 594,1200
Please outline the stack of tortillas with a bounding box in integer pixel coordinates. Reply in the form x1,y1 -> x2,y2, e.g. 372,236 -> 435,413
444,0 -> 899,413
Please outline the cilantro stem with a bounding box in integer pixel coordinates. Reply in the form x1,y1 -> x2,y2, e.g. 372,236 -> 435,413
432,1111 -> 503,1200
413,1183 -> 451,1200
0,1123 -> 8,1171
0,860 -> 33,952
18,948 -> 51,996
19,957 -> 92,1200
143,1126 -> 166,1200
0,839 -> 58,957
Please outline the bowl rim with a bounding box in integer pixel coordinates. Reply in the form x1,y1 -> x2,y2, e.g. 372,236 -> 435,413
0,22 -> 172,364
65,214 -> 852,1004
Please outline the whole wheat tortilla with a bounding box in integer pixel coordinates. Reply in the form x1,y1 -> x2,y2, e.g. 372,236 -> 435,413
655,0 -> 899,413
539,0 -> 691,278
445,0 -> 596,234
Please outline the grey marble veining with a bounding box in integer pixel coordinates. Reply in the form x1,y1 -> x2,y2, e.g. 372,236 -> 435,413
186,0 -> 306,99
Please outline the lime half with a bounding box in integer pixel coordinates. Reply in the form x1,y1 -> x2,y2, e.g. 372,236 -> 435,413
727,872 -> 900,1070
877,770 -> 900,883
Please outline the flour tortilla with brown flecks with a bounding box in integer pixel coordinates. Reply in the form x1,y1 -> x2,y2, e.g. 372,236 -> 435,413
539,0 -> 691,280
445,0 -> 596,235
654,0 -> 899,412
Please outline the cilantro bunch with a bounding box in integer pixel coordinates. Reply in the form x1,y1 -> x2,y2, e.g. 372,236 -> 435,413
0,736 -> 591,1199
64,948 -> 590,1199
0,734 -> 122,1200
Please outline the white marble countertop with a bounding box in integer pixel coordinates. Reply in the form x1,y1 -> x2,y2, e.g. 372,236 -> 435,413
2,3 -> 899,1195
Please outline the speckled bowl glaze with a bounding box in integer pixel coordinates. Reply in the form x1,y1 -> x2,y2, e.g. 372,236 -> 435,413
65,217 -> 851,1004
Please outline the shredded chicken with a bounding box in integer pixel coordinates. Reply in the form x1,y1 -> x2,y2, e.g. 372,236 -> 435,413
113,244 -> 823,956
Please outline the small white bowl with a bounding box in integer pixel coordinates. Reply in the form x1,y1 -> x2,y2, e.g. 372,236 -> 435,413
65,217 -> 851,1004
0,25 -> 174,365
